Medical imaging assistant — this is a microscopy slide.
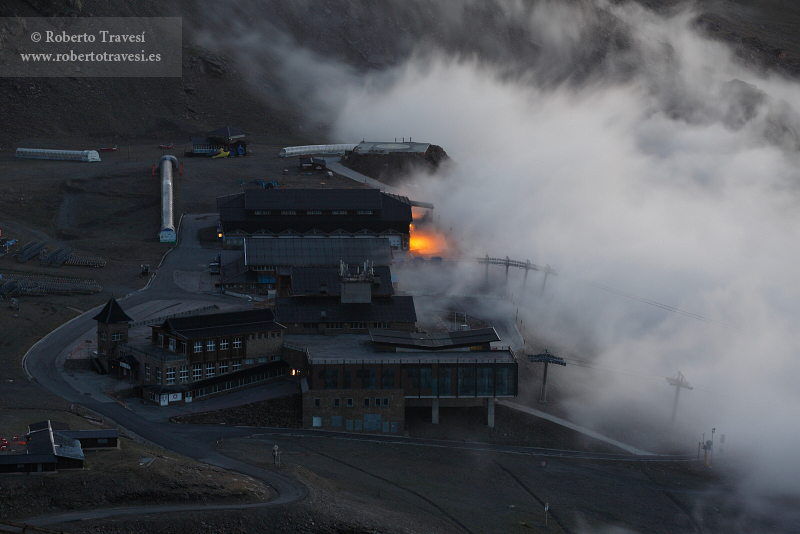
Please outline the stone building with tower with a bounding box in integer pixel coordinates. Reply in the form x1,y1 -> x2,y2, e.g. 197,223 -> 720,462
92,298 -> 289,406
93,297 -> 133,376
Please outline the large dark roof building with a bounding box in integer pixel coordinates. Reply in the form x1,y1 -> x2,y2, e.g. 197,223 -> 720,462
290,265 -> 394,297
219,237 -> 394,297
274,259 -> 415,334
218,189 -> 413,250
275,296 -> 416,330
94,303 -> 290,407
289,330 -> 518,434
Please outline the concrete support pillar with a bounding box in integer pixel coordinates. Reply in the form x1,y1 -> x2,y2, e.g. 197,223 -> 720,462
487,397 -> 495,428
432,398 -> 440,424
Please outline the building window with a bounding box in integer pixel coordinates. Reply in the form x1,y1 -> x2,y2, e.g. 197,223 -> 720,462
219,361 -> 228,374
112,332 -> 123,342
332,210 -> 347,215
99,332 -> 106,340
194,341 -> 202,353
382,369 -> 394,389
357,368 -> 375,389
312,416 -> 322,427
374,398 -> 381,407
334,398 -> 340,408
244,358 -> 254,365
156,368 -> 162,382
179,341 -> 186,354
331,416 -> 342,427
346,398 -> 353,407
207,340 -> 215,351
166,367 -> 176,385
258,357 -> 267,363
193,364 -> 202,380
180,365 -> 188,383
318,369 -> 338,389
168,338 -> 175,352
220,339 -> 229,350
145,363 -> 150,381
307,210 -> 322,215
357,210 -> 373,215
383,398 -> 389,406
314,398 -> 321,408
233,337 -> 242,349
364,398 -> 370,407
232,359 -> 241,371
206,362 -> 215,378
281,210 -> 296,215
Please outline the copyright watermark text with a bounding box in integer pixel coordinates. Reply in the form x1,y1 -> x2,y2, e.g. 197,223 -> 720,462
1,17 -> 181,77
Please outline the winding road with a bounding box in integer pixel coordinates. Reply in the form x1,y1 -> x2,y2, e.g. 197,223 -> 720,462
18,213 -> 695,530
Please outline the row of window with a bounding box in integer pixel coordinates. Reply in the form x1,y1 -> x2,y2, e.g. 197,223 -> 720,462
193,367 -> 286,398
316,366 -> 517,395
311,416 -> 399,433
313,397 -> 390,408
252,210 -> 374,216
98,332 -> 124,341
144,357 -> 278,384
191,337 -> 243,353
155,332 -> 282,355
299,322 -> 386,330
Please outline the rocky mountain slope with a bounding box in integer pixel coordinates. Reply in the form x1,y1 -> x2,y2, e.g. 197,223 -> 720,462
1,0 -> 799,148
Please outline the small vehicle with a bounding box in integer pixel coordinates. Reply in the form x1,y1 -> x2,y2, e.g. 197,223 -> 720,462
158,143 -> 175,149
98,146 -> 118,152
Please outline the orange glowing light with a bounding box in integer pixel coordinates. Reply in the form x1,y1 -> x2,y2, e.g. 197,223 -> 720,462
409,225 -> 448,255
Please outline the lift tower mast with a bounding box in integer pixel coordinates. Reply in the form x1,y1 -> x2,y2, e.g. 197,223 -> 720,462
666,371 -> 693,425
529,350 -> 566,403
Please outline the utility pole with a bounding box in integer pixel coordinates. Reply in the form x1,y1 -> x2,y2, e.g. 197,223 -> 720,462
529,350 -> 566,402
541,264 -> 552,291
666,371 -> 693,425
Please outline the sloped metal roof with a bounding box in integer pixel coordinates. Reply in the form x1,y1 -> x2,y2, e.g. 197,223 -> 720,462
92,297 -> 133,324
245,237 -> 393,267
243,189 -> 386,211
353,141 -> 430,154
368,327 -> 500,350
207,126 -> 248,139
290,265 -> 394,296
160,309 -> 285,340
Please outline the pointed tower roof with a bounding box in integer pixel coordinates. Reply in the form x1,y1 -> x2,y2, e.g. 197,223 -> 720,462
92,298 -> 132,324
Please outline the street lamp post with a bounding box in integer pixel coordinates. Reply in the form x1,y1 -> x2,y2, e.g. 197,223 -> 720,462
711,428 -> 716,466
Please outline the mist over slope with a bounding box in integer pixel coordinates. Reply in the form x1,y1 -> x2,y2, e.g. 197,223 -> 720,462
194,0 -> 800,500
4,0 -> 800,505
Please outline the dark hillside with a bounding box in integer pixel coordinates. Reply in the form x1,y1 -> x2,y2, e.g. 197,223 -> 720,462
2,0 -> 800,146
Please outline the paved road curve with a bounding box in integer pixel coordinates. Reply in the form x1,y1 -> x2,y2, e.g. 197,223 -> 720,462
21,214 -> 310,524
20,213 -> 695,528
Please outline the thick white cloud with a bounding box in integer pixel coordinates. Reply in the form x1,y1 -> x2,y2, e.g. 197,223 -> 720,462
329,4 -> 800,494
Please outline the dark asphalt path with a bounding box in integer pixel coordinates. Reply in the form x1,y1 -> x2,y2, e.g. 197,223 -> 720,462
19,213 -> 696,528
20,214 -> 309,525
